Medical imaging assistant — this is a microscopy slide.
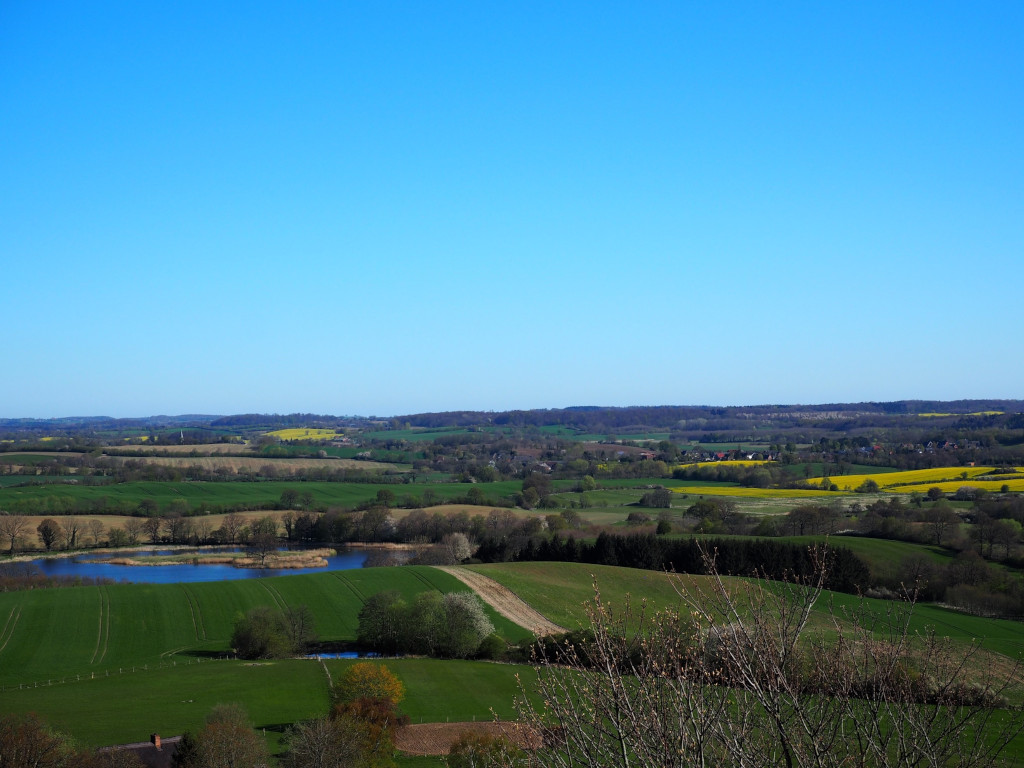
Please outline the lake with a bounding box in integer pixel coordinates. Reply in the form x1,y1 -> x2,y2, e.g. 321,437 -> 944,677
28,546 -> 387,584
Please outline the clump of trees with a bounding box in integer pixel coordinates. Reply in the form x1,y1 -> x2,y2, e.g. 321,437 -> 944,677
357,590 -> 495,658
230,605 -> 316,659
493,546 -> 1023,768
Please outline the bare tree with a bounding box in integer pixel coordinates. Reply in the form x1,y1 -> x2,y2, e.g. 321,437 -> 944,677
282,717 -> 363,768
507,546 -> 1023,768
220,512 -> 244,544
142,516 -> 162,544
123,517 -> 146,546
0,513 -> 28,555
87,519 -> 105,547
59,518 -> 81,550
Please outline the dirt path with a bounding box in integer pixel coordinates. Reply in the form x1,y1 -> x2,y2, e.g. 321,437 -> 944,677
395,721 -> 540,755
434,566 -> 566,636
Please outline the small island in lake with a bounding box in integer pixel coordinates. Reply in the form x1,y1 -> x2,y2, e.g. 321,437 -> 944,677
95,548 -> 336,570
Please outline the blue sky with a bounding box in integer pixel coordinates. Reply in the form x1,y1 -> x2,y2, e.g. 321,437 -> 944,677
2,2 -> 1022,418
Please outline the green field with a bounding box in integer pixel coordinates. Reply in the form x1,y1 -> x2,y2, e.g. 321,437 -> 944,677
0,657 -> 535,757
0,567 -> 531,690
0,479 -> 528,513
470,561 -> 1024,658
2,559 -> 1024,764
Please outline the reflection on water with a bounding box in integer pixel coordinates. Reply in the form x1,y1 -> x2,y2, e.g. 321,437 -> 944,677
30,546 -> 376,584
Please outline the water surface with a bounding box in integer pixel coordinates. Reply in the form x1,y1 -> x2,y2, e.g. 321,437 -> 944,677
31,546 -> 372,584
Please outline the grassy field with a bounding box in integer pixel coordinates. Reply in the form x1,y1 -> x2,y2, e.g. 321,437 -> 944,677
0,479 -> 527,513
2,559 -> 1024,763
0,567 -> 532,689
0,657 -> 536,756
469,561 -> 1024,658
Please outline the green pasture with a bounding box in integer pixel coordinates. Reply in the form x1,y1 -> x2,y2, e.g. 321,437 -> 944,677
0,567 -> 531,689
471,562 -> 1024,659
0,655 -> 535,757
0,479 -> 527,514
468,562 -> 692,631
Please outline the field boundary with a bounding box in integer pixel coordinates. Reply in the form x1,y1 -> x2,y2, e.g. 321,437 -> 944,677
433,566 -> 566,637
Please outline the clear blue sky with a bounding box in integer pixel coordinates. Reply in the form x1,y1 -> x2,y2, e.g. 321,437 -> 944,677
2,2 -> 1022,418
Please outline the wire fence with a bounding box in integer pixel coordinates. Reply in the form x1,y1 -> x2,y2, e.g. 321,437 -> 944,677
0,654 -> 236,693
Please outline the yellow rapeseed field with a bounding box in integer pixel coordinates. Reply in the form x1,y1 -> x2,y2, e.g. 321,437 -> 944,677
918,411 -> 1004,417
805,466 -> 995,491
889,477 -> 1024,494
267,428 -> 342,441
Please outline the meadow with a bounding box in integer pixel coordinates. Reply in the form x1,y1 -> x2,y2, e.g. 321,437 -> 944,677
0,657 -> 535,757
2,559 -> 1023,764
0,479 -> 529,513
470,561 -> 1024,658
0,567 -> 531,690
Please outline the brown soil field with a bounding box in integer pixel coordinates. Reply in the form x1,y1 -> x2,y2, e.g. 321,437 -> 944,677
434,566 -> 566,636
395,722 -> 540,756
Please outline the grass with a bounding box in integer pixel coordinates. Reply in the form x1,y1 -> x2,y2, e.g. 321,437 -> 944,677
0,479 -> 527,513
468,562 -> 692,631
0,567 -> 531,689
0,655 -> 536,753
470,561 -> 1024,658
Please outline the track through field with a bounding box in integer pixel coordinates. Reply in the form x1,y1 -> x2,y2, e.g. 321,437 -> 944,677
433,566 -> 565,636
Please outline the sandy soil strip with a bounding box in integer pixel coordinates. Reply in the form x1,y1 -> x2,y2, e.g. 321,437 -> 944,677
395,721 -> 541,755
434,566 -> 566,637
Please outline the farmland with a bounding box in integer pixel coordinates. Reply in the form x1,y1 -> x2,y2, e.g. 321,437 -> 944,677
804,466 -> 1017,490
2,403 -> 1024,763
0,567 -> 531,690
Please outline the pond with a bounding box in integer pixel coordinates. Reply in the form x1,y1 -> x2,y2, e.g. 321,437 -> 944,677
28,546 -> 397,584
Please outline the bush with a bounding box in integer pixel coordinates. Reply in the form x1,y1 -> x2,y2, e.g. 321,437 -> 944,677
477,633 -> 507,660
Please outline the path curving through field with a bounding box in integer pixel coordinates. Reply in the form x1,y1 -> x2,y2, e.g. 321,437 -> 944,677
434,566 -> 566,636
